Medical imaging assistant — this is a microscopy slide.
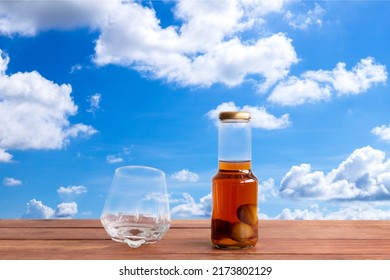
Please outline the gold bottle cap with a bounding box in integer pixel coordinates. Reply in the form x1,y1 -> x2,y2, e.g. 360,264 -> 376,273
219,111 -> 251,121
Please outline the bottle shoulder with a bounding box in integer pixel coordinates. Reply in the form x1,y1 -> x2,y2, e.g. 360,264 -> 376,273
213,169 -> 258,181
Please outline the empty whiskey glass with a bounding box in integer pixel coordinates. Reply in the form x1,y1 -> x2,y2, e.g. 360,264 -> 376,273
100,166 -> 171,248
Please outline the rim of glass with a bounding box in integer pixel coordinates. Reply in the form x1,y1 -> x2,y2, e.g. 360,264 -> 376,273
114,165 -> 165,176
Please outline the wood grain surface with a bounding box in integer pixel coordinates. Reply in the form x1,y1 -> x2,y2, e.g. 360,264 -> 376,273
1,219 -> 390,260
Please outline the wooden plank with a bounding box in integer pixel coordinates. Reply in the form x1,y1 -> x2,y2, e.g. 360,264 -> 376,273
1,239 -> 390,260
261,220 -> 390,240
0,227 -> 109,240
0,219 -> 101,228
2,220 -> 390,240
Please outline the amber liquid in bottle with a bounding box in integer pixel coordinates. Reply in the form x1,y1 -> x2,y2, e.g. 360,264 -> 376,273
211,160 -> 258,249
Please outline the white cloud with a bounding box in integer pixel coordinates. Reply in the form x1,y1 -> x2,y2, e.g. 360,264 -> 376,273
259,178 -> 277,202
246,105 -> 291,130
53,202 -> 78,218
325,205 -> 390,220
174,0 -> 249,51
330,58 -> 387,95
63,123 -> 97,139
0,148 -> 13,163
70,63 -> 83,73
0,49 -> 9,74
280,146 -> 390,201
106,154 -> 124,164
20,199 -> 78,219
0,50 -> 96,160
93,1 -> 297,90
57,185 -> 87,195
241,0 -> 290,17
144,192 -> 170,204
269,57 -> 387,106
207,101 -> 290,130
268,77 -> 331,106
0,0 -> 289,38
0,0 -> 118,36
274,205 -> 323,220
20,199 -> 55,219
372,124 -> 390,141
170,193 -> 211,218
173,0 -> 290,51
87,93 -> 102,114
171,169 -> 199,183
284,3 -> 325,30
263,204 -> 390,220
106,146 -> 132,164
3,177 -> 22,186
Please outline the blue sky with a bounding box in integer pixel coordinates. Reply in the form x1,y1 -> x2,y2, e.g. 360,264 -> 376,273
1,0 -> 390,220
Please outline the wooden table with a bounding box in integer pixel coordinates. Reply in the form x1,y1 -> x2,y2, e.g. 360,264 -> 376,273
1,219 -> 390,260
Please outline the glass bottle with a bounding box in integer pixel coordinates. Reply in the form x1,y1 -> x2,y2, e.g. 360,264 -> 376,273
211,111 -> 258,249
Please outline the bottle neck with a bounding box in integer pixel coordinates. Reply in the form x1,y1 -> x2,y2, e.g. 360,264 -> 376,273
218,120 -> 251,163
